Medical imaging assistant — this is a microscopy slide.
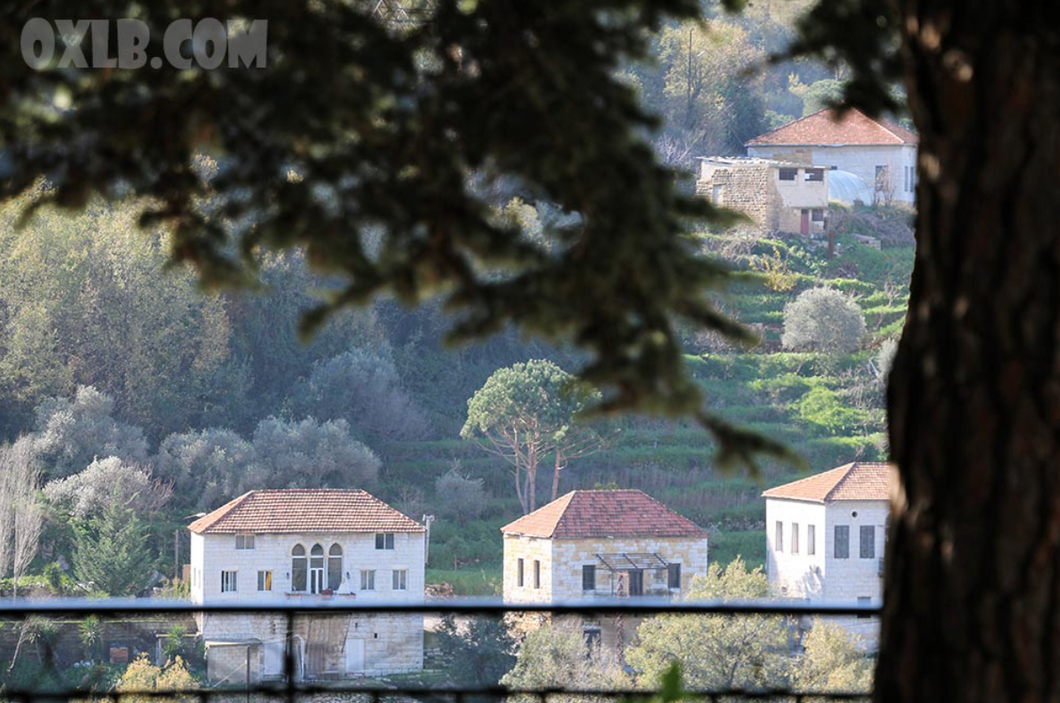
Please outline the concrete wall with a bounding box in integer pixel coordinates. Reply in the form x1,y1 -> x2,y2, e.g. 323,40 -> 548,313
190,531 -> 425,604
747,144 -> 918,205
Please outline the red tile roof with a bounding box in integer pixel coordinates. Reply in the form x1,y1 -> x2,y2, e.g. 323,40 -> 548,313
187,489 -> 425,534
746,109 -> 918,147
762,462 -> 894,503
501,490 -> 706,539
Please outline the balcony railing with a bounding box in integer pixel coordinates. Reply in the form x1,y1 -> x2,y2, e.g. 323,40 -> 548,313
0,599 -> 879,702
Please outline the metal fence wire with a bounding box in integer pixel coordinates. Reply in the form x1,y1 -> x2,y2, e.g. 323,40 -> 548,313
0,599 -> 879,703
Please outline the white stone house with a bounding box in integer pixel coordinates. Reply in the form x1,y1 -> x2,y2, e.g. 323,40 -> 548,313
697,157 -> 830,237
763,461 -> 894,645
187,489 -> 426,682
746,109 -> 918,207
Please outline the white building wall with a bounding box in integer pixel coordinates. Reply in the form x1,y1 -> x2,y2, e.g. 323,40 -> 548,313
193,531 -> 425,604
764,499 -> 828,599
822,500 -> 887,603
747,144 -> 918,205
190,532 -> 205,604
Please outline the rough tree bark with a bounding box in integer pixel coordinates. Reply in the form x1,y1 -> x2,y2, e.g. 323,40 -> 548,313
878,3 -> 1060,702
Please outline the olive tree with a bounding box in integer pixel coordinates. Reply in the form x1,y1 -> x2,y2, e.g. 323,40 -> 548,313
781,288 -> 866,355
626,558 -> 790,691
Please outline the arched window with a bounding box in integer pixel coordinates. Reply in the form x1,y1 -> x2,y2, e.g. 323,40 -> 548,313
310,544 -> 325,593
291,544 -> 307,592
328,544 -> 343,591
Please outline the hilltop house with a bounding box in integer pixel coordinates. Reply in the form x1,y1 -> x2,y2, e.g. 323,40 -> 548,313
746,109 -> 918,207
696,157 -> 829,237
188,489 -> 426,682
763,461 -> 893,644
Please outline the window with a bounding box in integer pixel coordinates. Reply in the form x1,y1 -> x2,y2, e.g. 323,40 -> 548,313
257,570 -> 272,592
792,523 -> 800,555
533,560 -> 541,589
310,544 -> 325,594
811,208 -> 825,222
860,525 -> 876,559
667,563 -> 681,589
775,521 -> 784,553
327,544 -> 343,591
360,570 -> 376,590
235,534 -> 255,550
582,565 -> 596,592
375,533 -> 395,550
291,544 -> 307,592
712,184 -> 725,205
779,167 -> 798,181
221,570 -> 237,593
835,525 -> 850,559
857,595 -> 872,619
517,558 -> 525,587
808,525 -> 816,555
904,165 -> 910,192
393,569 -> 408,590
805,168 -> 824,181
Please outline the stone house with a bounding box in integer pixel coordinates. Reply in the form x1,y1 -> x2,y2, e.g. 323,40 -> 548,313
696,157 -> 829,237
746,108 -> 918,207
763,461 -> 894,645
187,489 -> 426,682
501,489 -> 708,648
501,489 -> 709,603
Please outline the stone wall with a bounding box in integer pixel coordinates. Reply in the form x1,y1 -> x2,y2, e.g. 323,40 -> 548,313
697,163 -> 777,237
502,534 -> 554,603
202,613 -> 424,682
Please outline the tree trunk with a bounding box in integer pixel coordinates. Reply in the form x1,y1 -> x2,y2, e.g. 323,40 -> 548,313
878,4 -> 1060,702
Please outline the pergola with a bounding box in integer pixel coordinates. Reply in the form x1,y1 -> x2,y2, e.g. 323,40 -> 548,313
594,553 -> 670,596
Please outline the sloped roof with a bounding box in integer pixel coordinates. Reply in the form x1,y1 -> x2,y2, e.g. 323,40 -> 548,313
188,489 -> 425,534
501,489 -> 706,539
746,109 -> 918,147
762,462 -> 894,503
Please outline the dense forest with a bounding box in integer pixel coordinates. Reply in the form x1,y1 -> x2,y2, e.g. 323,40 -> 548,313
0,0 -> 911,595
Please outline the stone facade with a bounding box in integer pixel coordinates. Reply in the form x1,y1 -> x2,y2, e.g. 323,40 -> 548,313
696,157 -> 829,237
503,534 -> 709,603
